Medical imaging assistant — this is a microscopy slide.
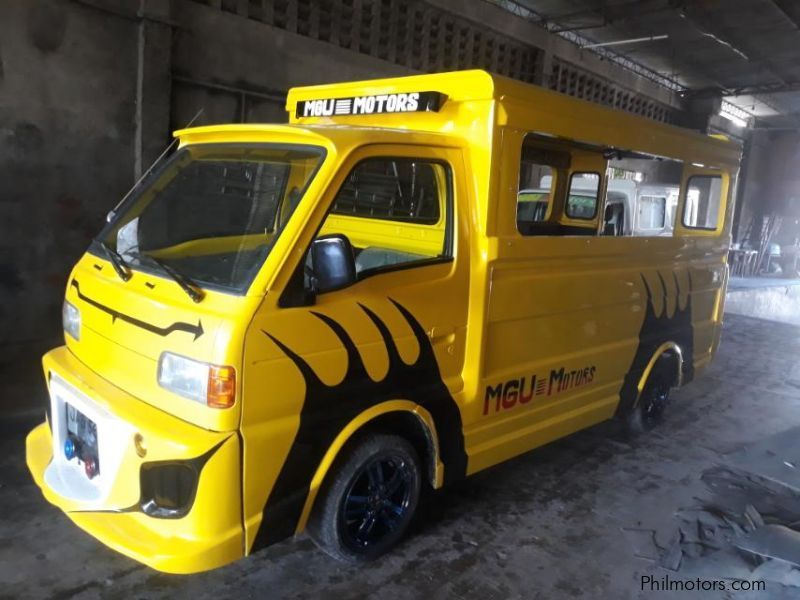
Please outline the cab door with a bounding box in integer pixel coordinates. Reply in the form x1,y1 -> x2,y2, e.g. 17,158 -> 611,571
240,144 -> 471,553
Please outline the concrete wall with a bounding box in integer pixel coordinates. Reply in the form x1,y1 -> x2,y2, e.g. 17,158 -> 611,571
0,0 -> 138,412
726,283 -> 800,326
0,0 -> 747,416
735,130 -> 800,245
0,0 -> 424,416
171,0 -> 413,128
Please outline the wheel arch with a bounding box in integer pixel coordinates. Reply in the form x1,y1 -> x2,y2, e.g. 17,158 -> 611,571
294,400 -> 442,534
635,342 -> 684,406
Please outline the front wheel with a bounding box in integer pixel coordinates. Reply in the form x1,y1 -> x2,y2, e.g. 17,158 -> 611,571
307,433 -> 422,562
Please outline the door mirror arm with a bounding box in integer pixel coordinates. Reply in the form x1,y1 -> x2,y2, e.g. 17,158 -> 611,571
304,263 -> 319,295
278,235 -> 356,308
279,262 -> 318,308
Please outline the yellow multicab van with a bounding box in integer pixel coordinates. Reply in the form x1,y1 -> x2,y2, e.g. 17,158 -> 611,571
26,70 -> 740,573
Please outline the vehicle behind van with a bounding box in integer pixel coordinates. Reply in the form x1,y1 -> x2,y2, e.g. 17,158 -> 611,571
521,176 -> 680,237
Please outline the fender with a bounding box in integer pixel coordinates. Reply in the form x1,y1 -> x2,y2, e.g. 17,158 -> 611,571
293,400 -> 443,534
633,342 -> 684,408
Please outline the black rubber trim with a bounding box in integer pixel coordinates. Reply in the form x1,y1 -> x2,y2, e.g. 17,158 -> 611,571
70,279 -> 204,340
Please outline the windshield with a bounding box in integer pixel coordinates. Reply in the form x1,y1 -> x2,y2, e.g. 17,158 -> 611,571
93,144 -> 325,294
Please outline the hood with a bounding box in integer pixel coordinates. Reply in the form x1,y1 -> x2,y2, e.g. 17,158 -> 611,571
61,253 -> 255,432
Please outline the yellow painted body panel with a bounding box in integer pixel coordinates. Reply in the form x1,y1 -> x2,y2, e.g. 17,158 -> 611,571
26,70 -> 740,573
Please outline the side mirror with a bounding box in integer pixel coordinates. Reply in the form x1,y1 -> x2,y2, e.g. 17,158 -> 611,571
309,234 -> 356,294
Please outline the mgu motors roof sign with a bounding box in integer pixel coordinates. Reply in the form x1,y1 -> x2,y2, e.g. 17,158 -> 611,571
296,91 -> 445,118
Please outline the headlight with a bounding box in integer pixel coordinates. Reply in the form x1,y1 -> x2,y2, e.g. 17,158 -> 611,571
63,300 -> 80,341
157,352 -> 236,408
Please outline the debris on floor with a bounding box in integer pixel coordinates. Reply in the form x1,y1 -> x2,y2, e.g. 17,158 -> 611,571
620,527 -> 660,561
622,426 -> 800,589
735,525 -> 800,566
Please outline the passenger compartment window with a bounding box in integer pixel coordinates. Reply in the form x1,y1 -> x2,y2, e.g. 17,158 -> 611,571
683,175 -> 723,230
566,173 -> 600,220
516,136 -> 603,237
603,152 -> 682,237
315,157 -> 452,281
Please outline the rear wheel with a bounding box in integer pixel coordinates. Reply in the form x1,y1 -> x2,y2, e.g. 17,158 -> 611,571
625,369 -> 672,434
308,433 -> 421,562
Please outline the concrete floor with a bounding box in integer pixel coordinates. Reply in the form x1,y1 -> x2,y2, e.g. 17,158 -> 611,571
2,313 -> 800,599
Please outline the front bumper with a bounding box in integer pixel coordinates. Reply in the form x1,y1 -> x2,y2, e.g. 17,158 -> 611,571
26,346 -> 243,574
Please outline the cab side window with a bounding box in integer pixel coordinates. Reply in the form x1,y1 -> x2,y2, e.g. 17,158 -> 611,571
331,159 -> 441,225
315,157 -> 452,281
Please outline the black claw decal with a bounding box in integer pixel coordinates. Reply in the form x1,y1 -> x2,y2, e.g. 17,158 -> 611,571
617,270 -> 695,416
672,271 -> 683,309
253,300 -> 468,550
656,271 -> 668,300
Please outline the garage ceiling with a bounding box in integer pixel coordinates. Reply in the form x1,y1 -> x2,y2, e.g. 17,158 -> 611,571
506,0 -> 800,128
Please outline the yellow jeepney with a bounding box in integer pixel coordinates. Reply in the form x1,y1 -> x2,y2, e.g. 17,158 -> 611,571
26,70 -> 740,572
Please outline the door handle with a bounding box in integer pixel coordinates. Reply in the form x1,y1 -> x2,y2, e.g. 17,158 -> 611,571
428,325 -> 456,345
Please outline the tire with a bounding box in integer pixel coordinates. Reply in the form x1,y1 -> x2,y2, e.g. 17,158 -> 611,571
625,368 -> 672,434
307,433 -> 422,563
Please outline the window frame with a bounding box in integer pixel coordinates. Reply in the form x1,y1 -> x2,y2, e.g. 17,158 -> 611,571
565,171 -> 601,221
681,174 -> 723,231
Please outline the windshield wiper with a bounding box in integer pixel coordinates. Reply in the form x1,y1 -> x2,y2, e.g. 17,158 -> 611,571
131,252 -> 204,303
97,240 -> 131,281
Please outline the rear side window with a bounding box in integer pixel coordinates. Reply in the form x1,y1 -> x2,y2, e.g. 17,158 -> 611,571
683,175 -> 723,230
331,158 -> 441,225
566,173 -> 600,220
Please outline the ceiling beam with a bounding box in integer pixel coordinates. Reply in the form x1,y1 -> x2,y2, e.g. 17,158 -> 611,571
728,81 -> 800,96
537,0 -> 644,25
538,0 -> 671,32
668,2 -> 796,95
771,0 -> 800,30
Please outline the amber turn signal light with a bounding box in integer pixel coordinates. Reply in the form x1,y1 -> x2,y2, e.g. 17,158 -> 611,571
207,365 -> 236,408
